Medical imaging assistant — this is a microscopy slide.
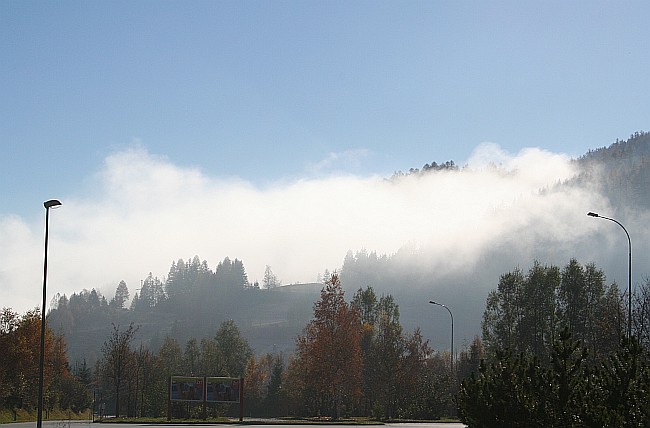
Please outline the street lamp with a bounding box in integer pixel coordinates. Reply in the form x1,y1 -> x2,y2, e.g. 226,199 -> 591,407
587,211 -> 632,338
429,300 -> 454,376
38,199 -> 61,428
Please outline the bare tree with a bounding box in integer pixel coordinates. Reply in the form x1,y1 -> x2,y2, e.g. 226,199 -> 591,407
100,323 -> 138,417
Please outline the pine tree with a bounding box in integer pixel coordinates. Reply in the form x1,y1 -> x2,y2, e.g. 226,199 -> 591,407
111,280 -> 130,309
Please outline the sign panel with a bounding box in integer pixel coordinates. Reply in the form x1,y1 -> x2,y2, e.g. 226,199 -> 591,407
206,377 -> 241,403
170,376 -> 204,402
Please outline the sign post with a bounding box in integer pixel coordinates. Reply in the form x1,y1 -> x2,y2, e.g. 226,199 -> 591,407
168,376 -> 243,421
239,377 -> 244,422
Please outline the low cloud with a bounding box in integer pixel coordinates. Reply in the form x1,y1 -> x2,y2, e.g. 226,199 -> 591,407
1,144 -> 646,317
306,149 -> 372,176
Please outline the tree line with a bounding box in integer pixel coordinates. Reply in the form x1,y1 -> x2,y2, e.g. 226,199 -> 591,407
2,270 -> 463,420
93,273 -> 457,420
4,257 -> 650,423
287,275 -> 455,419
52,256 -> 255,316
458,259 -> 650,426
458,331 -> 650,427
481,259 -> 624,363
46,255 -> 291,364
94,319 -> 254,419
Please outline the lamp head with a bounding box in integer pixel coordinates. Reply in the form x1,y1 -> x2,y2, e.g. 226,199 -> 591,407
587,212 -> 599,218
44,200 -> 62,209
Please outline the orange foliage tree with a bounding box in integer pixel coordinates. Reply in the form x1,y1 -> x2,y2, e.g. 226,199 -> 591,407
0,308 -> 75,413
293,273 -> 363,419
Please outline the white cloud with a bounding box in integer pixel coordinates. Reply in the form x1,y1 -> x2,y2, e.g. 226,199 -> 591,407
306,149 -> 372,176
0,143 -> 645,316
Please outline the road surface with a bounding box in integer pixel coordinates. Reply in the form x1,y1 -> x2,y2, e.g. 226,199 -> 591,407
2,421 -> 466,428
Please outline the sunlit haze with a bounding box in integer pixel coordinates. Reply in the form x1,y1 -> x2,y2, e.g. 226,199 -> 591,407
2,1 -> 649,326
4,143 -> 649,319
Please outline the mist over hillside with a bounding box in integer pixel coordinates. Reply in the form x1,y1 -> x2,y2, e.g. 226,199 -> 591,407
340,131 -> 650,350
44,131 -> 650,363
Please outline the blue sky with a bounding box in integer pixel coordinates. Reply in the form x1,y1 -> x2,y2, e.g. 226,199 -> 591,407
1,1 -> 649,316
3,0 -> 648,216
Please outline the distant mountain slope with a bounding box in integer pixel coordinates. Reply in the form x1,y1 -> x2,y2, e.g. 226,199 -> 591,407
572,131 -> 650,209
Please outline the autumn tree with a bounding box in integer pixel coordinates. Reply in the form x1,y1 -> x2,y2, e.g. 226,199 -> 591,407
46,334 -> 72,413
294,273 -> 363,419
99,323 -> 138,417
0,308 -> 86,414
58,365 -> 92,412
1,310 -> 43,410
284,353 -> 312,416
1,309 -> 63,411
397,328 -> 440,419
243,355 -> 268,415
243,353 -> 285,416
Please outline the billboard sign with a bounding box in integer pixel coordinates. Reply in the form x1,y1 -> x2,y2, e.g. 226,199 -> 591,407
206,377 -> 241,403
170,376 -> 204,402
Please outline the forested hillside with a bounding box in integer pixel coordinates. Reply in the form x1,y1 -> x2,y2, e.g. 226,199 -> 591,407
47,257 -> 320,364
341,131 -> 650,349
46,131 -> 650,366
573,131 -> 650,209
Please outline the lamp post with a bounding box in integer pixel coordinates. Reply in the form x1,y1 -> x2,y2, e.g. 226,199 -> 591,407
587,211 -> 632,338
38,199 -> 61,428
429,300 -> 454,376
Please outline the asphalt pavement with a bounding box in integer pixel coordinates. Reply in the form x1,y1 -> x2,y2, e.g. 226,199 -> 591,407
2,421 -> 466,428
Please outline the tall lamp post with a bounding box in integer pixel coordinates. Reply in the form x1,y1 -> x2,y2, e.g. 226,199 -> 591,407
38,199 -> 62,428
429,301 -> 454,376
587,211 -> 632,338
